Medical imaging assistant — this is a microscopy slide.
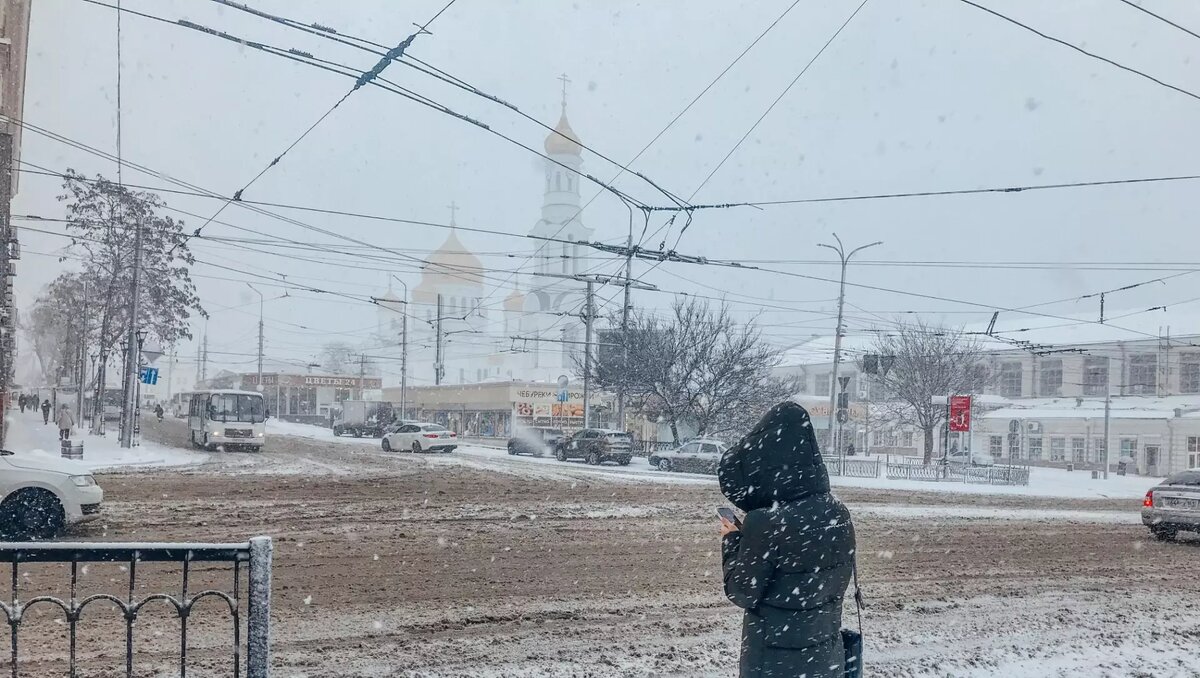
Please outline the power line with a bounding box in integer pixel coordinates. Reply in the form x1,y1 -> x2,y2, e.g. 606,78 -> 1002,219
957,0 -> 1200,104
741,173 -> 1200,207
690,0 -> 871,201
1114,0 -> 1200,42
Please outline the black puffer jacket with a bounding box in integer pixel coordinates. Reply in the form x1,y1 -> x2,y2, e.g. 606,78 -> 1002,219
719,401 -> 856,678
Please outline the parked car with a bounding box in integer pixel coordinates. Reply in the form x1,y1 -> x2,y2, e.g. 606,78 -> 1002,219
649,438 -> 729,474
555,429 -> 633,465
945,450 -> 996,467
0,449 -> 103,540
382,422 -> 458,453
508,427 -> 565,457
1141,470 -> 1200,541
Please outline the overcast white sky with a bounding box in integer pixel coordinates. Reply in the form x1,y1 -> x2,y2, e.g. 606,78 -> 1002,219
15,0 -> 1200,378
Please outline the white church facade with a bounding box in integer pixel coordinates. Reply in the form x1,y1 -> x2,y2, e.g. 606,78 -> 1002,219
368,88 -> 594,389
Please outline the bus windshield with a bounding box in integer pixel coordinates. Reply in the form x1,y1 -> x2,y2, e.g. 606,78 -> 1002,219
208,394 -> 265,423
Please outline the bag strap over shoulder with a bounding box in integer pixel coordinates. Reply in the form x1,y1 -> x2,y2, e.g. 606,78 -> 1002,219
851,551 -> 864,634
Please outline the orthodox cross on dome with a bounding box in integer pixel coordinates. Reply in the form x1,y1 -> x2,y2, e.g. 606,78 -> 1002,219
447,200 -> 459,226
557,72 -> 570,111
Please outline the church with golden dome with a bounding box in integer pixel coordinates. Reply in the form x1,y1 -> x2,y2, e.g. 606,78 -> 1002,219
372,81 -> 595,388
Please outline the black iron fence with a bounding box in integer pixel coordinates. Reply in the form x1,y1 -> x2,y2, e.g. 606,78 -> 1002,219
0,537 -> 272,678
886,461 -> 1030,486
824,456 -> 881,478
631,441 -> 674,457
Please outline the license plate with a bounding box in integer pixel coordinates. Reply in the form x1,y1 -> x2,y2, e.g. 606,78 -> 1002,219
1167,497 -> 1200,510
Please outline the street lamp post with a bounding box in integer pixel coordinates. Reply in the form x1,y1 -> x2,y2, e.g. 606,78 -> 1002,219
818,234 -> 882,464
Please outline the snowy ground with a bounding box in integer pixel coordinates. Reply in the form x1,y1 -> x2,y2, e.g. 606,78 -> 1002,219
10,416 -> 1188,677
4,410 -> 205,471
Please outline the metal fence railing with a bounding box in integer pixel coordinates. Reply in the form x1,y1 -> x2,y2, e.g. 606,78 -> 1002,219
886,461 -> 1030,486
0,536 -> 272,678
824,456 -> 882,478
631,441 -> 675,457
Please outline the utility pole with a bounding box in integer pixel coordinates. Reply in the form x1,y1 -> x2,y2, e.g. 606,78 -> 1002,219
1103,391 -> 1112,480
357,353 -> 366,399
818,234 -> 882,455
583,281 -> 595,428
200,327 -> 209,384
618,225 -> 633,431
248,283 -> 264,395
166,347 -> 175,401
77,279 -> 90,426
119,213 -> 144,449
400,293 -> 408,419
434,293 -> 444,386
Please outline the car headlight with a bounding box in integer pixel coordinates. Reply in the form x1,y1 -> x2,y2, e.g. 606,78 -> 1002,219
69,475 -> 96,487
257,432 -> 264,437
211,429 -> 222,436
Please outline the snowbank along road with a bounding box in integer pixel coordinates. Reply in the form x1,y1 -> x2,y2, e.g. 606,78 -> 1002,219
8,416 -> 1196,677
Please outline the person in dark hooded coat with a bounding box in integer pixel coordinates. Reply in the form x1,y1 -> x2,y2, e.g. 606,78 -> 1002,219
718,401 -> 857,678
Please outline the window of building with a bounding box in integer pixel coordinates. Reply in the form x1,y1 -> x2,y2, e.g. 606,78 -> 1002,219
1071,437 -> 1085,463
1008,433 -> 1021,459
816,373 -> 831,396
901,431 -> 914,447
1189,437 -> 1199,470
1049,437 -> 1066,462
1091,437 -> 1104,464
1028,437 -> 1043,460
1128,354 -> 1158,395
1039,360 -> 1063,397
1083,357 -> 1109,396
1182,354 -> 1200,394
1120,438 -> 1137,461
989,436 -> 1003,458
999,362 -> 1022,397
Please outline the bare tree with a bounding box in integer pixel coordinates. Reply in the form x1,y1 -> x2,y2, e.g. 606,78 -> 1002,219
869,319 -> 991,464
317,342 -> 357,374
586,298 -> 788,443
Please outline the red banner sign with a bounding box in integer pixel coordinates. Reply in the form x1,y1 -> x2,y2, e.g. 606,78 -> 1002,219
949,395 -> 972,432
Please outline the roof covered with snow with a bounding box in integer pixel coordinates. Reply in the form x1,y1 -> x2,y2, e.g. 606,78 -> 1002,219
981,395 -> 1200,421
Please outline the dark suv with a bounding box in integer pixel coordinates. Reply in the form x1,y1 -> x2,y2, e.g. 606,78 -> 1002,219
507,427 -> 565,457
555,429 -> 633,466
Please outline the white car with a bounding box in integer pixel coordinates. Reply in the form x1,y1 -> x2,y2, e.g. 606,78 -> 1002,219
945,451 -> 996,467
0,450 -> 103,540
381,422 -> 458,453
648,438 -> 730,474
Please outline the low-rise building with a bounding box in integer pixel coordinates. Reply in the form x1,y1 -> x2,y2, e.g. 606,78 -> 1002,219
382,380 -> 613,439
241,372 -> 381,425
974,395 -> 1200,476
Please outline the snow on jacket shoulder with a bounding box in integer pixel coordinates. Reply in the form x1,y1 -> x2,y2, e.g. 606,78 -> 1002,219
719,401 -> 856,678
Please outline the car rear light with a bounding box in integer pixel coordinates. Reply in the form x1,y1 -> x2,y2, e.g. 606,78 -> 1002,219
1143,490 -> 1154,508
449,432 -> 457,437
423,433 -> 439,439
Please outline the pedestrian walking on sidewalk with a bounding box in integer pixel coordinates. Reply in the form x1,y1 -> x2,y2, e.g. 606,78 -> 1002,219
17,394 -> 25,412
56,405 -> 75,441
40,399 -> 51,425
718,401 -> 859,678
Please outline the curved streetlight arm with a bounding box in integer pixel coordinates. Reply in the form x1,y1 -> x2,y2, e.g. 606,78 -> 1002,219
848,240 -> 884,260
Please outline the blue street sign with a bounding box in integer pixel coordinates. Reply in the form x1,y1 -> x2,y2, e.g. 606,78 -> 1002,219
140,367 -> 159,385
557,388 -> 569,403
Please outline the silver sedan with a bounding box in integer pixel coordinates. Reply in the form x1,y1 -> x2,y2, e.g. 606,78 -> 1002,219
1141,470 -> 1200,541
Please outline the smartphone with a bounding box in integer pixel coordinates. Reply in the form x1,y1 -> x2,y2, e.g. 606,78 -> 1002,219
716,506 -> 742,528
